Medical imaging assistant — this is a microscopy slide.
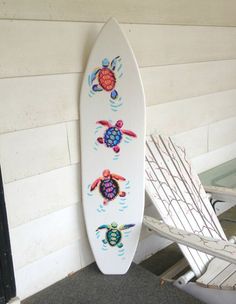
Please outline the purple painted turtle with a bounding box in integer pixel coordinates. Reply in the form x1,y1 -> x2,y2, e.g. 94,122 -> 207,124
90,169 -> 126,205
89,57 -> 121,100
96,222 -> 135,248
97,120 -> 137,153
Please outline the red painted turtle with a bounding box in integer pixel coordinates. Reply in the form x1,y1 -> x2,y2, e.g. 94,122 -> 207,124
89,57 -> 121,100
96,222 -> 135,248
90,169 -> 126,205
97,120 -> 137,153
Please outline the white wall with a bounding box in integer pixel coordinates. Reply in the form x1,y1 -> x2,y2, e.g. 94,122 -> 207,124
0,1 -> 236,300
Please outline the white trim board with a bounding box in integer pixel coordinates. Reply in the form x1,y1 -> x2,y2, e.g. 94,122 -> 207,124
1,20 -> 236,78
0,0 -> 236,26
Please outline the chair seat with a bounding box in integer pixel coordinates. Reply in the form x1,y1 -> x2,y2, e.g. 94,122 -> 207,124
196,258 -> 236,290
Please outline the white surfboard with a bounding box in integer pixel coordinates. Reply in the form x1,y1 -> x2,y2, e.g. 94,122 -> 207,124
80,18 -> 145,274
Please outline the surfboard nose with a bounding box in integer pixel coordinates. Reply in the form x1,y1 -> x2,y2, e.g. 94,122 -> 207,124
101,17 -> 121,35
106,17 -> 119,27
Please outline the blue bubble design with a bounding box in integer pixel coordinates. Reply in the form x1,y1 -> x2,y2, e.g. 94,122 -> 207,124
96,230 -> 101,239
96,204 -> 106,214
113,153 -> 120,161
117,64 -> 123,72
110,97 -> 123,112
124,135 -> 133,144
124,230 -> 131,238
87,184 -> 94,197
117,180 -> 130,212
102,242 -> 108,251
118,248 -> 125,256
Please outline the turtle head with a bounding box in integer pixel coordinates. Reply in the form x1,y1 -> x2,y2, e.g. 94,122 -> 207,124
116,120 -> 123,129
111,222 -> 118,229
102,58 -> 109,68
103,169 -> 110,178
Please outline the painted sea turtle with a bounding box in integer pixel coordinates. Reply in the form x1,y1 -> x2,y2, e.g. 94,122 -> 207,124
97,120 -> 137,153
90,169 -> 126,205
89,56 -> 121,100
96,222 -> 135,248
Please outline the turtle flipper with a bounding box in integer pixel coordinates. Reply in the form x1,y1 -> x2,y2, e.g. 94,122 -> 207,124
111,56 -> 121,70
92,84 -> 103,92
119,224 -> 135,231
122,129 -> 137,138
97,137 -> 104,144
112,173 -> 125,181
102,239 -> 108,244
96,120 -> 112,128
89,69 -> 100,85
117,242 -> 123,248
90,178 -> 101,191
113,146 -> 120,153
103,199 -> 109,206
110,90 -> 118,100
119,191 -> 126,197
96,225 -> 109,231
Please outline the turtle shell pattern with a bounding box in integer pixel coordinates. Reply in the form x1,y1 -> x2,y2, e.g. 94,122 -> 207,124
104,127 -> 122,148
98,68 -> 116,91
99,178 -> 120,201
106,228 -> 122,246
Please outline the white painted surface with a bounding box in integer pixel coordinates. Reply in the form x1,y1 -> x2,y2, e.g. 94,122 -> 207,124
146,90 -> 236,136
0,74 -> 80,134
192,142 -> 236,174
197,258 -> 230,287
144,216 -> 236,266
1,0 -> 236,27
0,124 -> 70,183
14,240 -> 82,300
4,164 -> 80,228
208,116 -> 236,151
10,203 -> 84,270
142,59 -> 236,106
1,60 -> 236,135
134,233 -> 172,264
172,126 -> 208,159
1,20 -> 236,78
145,135 -> 226,276
0,1 -> 234,300
66,121 -> 80,165
80,18 -> 145,274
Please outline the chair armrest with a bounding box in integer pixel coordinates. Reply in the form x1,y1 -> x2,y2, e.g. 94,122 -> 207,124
143,215 -> 236,264
204,186 -> 236,203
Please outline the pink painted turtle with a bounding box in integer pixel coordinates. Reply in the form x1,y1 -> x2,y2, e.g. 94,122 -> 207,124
89,57 -> 120,99
96,222 -> 135,248
97,120 -> 137,153
90,169 -> 126,205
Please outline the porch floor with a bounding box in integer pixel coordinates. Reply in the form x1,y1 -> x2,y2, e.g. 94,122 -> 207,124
22,206 -> 235,304
22,262 -> 202,304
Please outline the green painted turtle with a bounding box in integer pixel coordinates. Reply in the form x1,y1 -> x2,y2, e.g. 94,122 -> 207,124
97,120 -> 137,153
90,169 -> 126,205
89,57 -> 121,99
96,222 -> 135,248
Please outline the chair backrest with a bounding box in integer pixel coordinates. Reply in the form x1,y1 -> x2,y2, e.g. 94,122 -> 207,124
145,134 -> 226,277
